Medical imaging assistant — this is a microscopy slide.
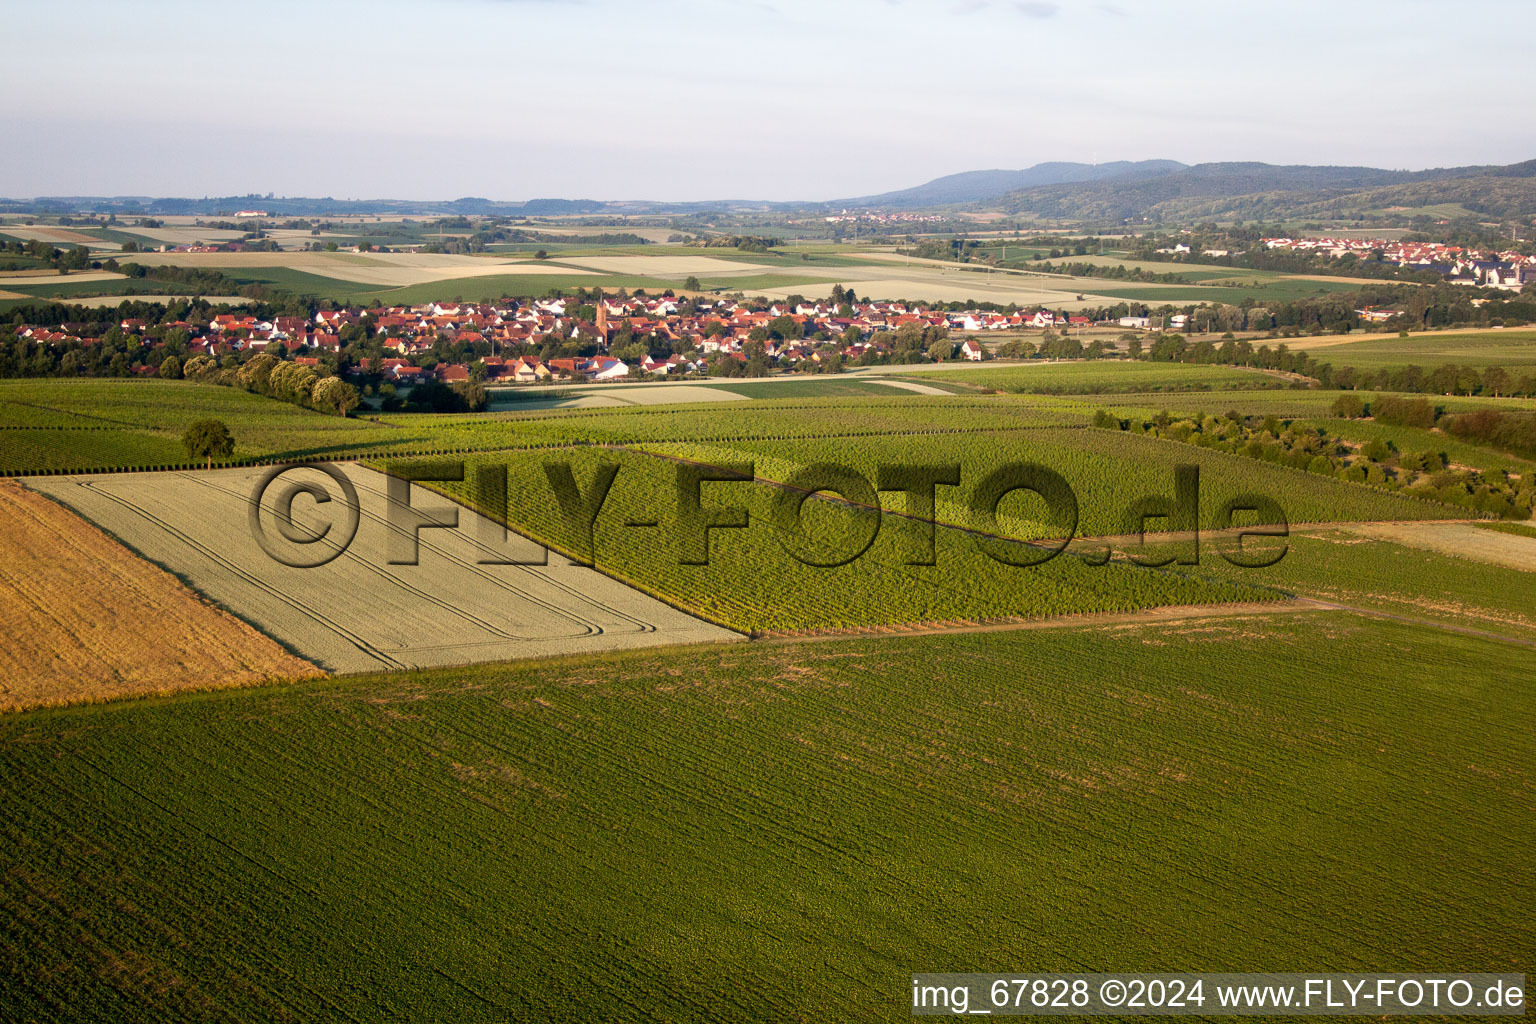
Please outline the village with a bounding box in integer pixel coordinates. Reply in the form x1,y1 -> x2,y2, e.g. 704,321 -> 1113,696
17,294 -> 1124,385
1259,236 -> 1536,289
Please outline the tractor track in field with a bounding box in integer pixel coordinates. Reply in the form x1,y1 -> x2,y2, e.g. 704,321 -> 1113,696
756,595 -> 1536,650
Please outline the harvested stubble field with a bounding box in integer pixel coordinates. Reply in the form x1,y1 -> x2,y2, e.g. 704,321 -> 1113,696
0,613 -> 1530,1020
0,224 -> 106,246
30,464 -> 737,674
125,251 -> 590,287
0,271 -> 124,288
54,293 -> 250,306
1326,520 -> 1536,572
555,254 -> 783,276
0,479 -> 318,710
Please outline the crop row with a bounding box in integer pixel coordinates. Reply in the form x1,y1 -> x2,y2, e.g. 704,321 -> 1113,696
926,361 -> 1289,394
2,614 -> 1530,1020
395,445 -> 1277,633
638,426 -> 1455,543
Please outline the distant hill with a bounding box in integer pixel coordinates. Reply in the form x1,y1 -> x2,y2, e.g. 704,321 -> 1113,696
6,158 -> 1535,222
833,160 -> 1186,208
0,195 -> 614,218
985,159 -> 1536,222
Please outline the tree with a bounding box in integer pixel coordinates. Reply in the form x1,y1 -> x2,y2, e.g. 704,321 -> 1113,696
684,275 -> 702,291
451,380 -> 488,411
237,352 -> 280,392
158,355 -> 182,379
311,376 -> 360,416
182,418 -> 234,469
1482,366 -> 1511,397
1330,394 -> 1365,419
268,361 -> 319,404
181,354 -> 216,381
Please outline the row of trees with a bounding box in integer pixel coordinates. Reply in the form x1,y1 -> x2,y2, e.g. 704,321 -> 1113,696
181,351 -> 360,416
1333,394 -> 1536,459
1096,407 -> 1533,519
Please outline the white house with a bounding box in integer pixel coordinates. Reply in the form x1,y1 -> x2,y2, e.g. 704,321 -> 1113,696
590,358 -> 629,381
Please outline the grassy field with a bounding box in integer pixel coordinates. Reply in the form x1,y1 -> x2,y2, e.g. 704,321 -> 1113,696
1,612 -> 1530,1021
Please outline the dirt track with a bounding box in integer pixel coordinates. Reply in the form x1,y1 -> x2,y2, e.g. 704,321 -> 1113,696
1321,521 -> 1536,572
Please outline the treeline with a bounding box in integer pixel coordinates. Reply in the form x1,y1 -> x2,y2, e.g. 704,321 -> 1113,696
182,351 -> 359,416
1032,260 -> 1205,284
0,239 -> 93,273
697,235 -> 783,252
1334,395 -> 1536,460
106,260 -> 276,300
1095,405 -> 1533,519
1134,330 -> 1536,399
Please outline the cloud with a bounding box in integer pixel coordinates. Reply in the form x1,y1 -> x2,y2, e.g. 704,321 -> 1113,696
1095,2 -> 1126,15
1012,1 -> 1059,16
951,0 -> 990,12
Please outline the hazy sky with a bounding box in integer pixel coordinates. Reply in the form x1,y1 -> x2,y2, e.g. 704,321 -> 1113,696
3,0 -> 1531,202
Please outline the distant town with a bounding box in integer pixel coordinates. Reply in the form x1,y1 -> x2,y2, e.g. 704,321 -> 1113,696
1259,237 -> 1536,289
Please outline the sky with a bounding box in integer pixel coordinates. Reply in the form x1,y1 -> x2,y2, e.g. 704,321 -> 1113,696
2,0 -> 1532,202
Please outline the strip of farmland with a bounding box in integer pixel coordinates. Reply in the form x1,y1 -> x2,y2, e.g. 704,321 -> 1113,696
0,479 -> 320,710
29,465 -> 738,674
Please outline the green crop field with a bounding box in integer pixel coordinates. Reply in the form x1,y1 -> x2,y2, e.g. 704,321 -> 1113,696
1085,279 -> 1362,303
405,443 -> 1275,632
1211,528 -> 1536,641
925,361 -> 1291,394
2,613 -> 1531,1021
1093,388 -> 1536,420
646,427 -> 1457,533
1292,330 -> 1536,371
8,6 -> 1536,1017
365,413 -> 1465,633
0,380 -> 432,471
700,378 -> 928,399
2,364 -> 1534,1023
